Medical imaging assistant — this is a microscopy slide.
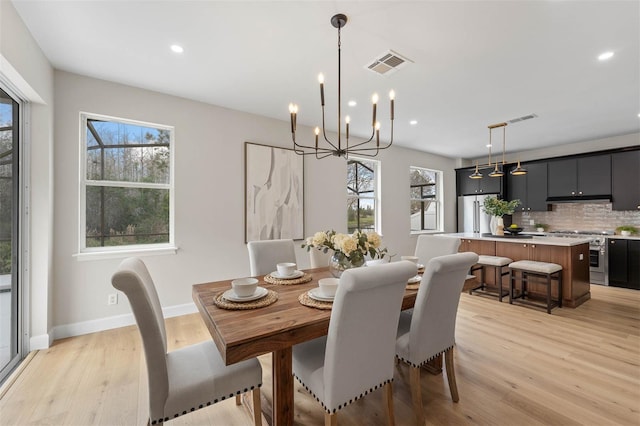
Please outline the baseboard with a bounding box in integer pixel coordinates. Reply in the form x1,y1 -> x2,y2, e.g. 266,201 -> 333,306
29,333 -> 52,351
49,302 -> 198,343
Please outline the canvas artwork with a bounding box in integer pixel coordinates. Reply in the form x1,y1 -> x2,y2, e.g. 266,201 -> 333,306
245,142 -> 304,242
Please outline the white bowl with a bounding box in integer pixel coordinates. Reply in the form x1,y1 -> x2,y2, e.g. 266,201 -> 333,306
318,278 -> 339,297
401,255 -> 419,264
231,278 -> 259,297
276,262 -> 297,277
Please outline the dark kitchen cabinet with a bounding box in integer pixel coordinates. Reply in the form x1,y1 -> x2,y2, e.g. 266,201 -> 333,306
612,150 -> 640,211
608,239 -> 640,290
547,154 -> 611,198
456,167 -> 502,196
507,162 -> 548,211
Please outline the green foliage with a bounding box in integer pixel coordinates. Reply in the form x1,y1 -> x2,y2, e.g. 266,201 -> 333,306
616,225 -> 638,234
482,196 -> 520,217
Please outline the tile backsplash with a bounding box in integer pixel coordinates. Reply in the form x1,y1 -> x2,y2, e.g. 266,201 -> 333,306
513,203 -> 640,232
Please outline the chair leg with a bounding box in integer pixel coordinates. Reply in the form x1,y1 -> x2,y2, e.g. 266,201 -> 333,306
409,366 -> 425,425
383,382 -> 396,426
444,347 -> 460,402
324,412 -> 337,426
236,394 -> 242,405
252,388 -> 262,426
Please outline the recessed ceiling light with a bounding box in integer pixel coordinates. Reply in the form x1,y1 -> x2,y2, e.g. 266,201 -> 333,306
348,100 -> 357,107
409,120 -> 418,125
486,144 -> 492,148
170,44 -> 184,54
637,113 -> 640,118
598,51 -> 614,61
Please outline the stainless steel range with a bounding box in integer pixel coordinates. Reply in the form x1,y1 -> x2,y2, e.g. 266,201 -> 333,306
548,230 -> 614,285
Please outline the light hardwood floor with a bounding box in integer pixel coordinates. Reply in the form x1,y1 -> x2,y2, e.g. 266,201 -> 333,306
1,285 -> 638,425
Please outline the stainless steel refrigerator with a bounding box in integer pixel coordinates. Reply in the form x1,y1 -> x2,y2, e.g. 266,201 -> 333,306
457,194 -> 491,234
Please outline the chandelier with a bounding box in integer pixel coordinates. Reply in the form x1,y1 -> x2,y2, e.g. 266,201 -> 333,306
469,122 -> 527,179
288,14 -> 395,159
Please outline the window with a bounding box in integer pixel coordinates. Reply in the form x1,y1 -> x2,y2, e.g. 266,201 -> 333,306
410,166 -> 442,232
347,158 -> 379,233
80,113 -> 174,253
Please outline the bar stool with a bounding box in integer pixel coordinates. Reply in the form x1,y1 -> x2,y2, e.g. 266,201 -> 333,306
508,260 -> 563,314
469,255 -> 512,301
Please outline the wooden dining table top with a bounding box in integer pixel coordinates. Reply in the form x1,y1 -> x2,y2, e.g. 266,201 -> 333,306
191,266 -> 420,366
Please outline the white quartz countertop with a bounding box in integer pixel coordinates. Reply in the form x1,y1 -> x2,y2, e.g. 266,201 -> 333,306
446,232 -> 592,247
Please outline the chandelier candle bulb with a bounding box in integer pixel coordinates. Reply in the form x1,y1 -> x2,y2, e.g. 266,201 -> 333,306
371,93 -> 378,126
375,121 -> 381,146
314,127 -> 320,148
318,73 -> 325,106
345,116 -> 350,140
389,90 -> 395,120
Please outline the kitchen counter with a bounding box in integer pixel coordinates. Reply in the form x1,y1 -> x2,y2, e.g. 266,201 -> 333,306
446,233 -> 591,308
448,232 -> 592,246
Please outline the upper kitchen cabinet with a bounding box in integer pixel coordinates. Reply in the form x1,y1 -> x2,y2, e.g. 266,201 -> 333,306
456,167 -> 502,196
547,154 -> 611,200
507,162 -> 548,211
611,149 -> 640,211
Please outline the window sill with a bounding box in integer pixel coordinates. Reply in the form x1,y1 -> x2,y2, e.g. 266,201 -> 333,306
74,245 -> 178,262
410,230 -> 444,236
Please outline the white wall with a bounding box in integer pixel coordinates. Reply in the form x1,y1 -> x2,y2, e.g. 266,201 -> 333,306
1,1 -> 55,349
51,70 -> 459,339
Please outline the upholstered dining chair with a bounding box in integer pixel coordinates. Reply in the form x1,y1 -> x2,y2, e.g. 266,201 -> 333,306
309,247 -> 332,268
414,234 -> 461,266
111,257 -> 263,426
395,252 -> 479,425
247,239 -> 296,276
292,261 -> 417,426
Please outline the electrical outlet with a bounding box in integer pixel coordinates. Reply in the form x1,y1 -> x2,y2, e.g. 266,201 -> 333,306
108,293 -> 118,305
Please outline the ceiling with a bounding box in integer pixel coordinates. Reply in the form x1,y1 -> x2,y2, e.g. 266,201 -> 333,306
11,0 -> 640,159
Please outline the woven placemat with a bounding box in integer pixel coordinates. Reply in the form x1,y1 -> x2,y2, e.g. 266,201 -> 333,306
213,290 -> 278,310
298,291 -> 333,310
264,273 -> 313,285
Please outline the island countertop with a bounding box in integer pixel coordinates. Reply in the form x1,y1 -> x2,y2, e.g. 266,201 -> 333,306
446,232 -> 592,247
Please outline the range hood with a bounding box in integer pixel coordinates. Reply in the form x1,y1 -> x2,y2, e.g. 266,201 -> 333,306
546,195 -> 612,203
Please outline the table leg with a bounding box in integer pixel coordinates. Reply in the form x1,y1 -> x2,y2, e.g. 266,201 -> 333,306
272,348 -> 294,426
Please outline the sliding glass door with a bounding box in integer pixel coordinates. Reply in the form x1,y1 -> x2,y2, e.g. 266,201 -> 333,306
0,87 -> 20,383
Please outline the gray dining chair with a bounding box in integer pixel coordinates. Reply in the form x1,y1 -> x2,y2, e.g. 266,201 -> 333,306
395,252 -> 479,425
414,234 -> 461,266
111,257 -> 263,426
309,247 -> 332,268
292,261 -> 417,425
247,239 -> 296,276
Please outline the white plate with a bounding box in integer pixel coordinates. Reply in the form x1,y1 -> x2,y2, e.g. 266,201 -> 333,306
223,286 -> 268,302
308,288 -> 334,302
408,275 -> 422,284
270,270 -> 304,280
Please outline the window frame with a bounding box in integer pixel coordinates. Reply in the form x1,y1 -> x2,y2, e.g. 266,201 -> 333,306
347,157 -> 381,234
410,166 -> 443,234
77,112 -> 176,259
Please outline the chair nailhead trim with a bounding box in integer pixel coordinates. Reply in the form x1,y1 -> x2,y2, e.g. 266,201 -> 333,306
150,382 -> 263,424
294,374 -> 393,414
396,345 -> 454,368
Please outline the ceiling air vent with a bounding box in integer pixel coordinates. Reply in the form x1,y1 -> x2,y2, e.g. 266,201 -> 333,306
508,113 -> 538,124
366,50 -> 412,75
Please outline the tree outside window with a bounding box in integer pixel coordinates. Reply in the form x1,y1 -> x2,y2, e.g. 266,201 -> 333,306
347,158 -> 379,233
410,166 -> 442,232
80,113 -> 173,251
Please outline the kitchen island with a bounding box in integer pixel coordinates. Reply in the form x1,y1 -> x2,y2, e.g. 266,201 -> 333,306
448,233 -> 591,308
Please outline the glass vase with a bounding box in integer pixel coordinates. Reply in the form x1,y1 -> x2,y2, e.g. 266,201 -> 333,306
329,252 -> 365,278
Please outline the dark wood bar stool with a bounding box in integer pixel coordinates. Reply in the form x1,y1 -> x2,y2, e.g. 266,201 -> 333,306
508,260 -> 563,314
469,255 -> 513,301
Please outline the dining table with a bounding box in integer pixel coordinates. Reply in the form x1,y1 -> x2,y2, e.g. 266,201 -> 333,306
192,266 -> 428,426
